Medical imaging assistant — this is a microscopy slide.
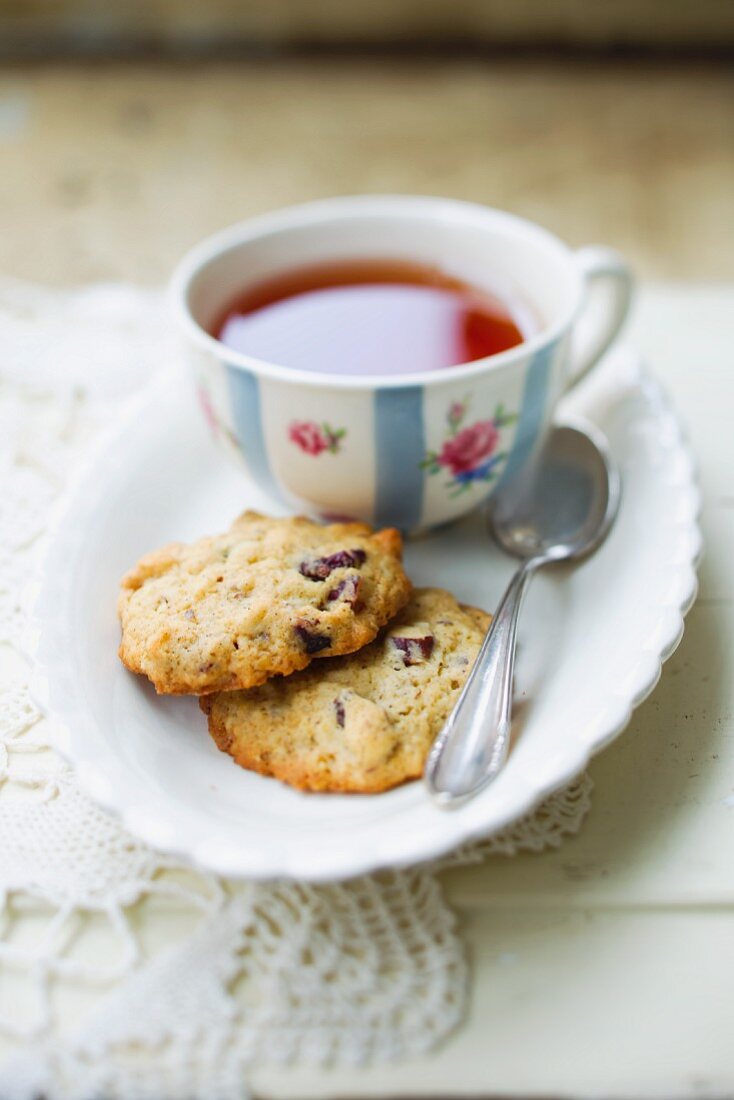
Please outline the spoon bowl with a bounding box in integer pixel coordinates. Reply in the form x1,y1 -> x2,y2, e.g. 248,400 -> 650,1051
490,423 -> 620,564
425,422 -> 620,806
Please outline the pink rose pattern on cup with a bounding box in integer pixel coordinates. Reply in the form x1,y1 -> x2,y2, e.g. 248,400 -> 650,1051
289,420 -> 346,457
197,383 -> 219,436
421,397 -> 517,497
197,382 -> 240,451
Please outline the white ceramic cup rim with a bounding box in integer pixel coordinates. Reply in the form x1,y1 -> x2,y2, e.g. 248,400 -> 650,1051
170,194 -> 584,391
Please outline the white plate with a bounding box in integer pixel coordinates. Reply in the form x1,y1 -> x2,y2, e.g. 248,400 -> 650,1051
28,348 -> 701,881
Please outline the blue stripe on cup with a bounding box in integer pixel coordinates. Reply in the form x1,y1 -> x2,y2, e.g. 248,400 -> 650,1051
226,365 -> 281,500
374,386 -> 426,530
497,343 -> 557,489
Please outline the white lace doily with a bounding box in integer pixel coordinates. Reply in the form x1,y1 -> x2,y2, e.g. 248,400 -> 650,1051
0,279 -> 592,1100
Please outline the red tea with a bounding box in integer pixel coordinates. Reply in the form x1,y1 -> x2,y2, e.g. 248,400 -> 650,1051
214,259 -> 534,376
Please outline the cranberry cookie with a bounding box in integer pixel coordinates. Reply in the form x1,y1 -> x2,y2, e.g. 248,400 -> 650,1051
118,511 -> 410,695
201,588 -> 490,793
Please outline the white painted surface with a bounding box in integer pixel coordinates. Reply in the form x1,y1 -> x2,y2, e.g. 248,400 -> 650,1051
2,284 -> 733,1097
254,284 -> 734,1096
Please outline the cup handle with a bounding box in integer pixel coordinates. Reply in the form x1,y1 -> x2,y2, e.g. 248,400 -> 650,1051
566,246 -> 634,392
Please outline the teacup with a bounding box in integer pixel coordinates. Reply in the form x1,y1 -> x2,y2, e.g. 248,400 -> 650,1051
171,195 -> 633,532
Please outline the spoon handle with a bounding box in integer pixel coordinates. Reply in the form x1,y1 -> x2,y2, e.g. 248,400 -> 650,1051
424,556 -> 540,805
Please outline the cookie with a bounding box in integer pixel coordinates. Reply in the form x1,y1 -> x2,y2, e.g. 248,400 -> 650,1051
201,588 -> 491,793
118,511 -> 411,695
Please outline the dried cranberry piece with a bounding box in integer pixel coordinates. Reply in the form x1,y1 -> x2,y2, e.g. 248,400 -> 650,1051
334,698 -> 346,728
294,623 -> 332,654
326,574 -> 363,609
299,548 -> 367,580
391,634 -> 435,666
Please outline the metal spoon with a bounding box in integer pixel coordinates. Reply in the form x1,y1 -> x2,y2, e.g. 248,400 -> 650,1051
424,423 -> 621,807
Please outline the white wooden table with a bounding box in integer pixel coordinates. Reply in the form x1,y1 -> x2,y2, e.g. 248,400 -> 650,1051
252,284 -> 734,1098
1,283 -> 731,1098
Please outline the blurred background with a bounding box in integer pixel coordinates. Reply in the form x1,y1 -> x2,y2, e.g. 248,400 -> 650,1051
0,0 -> 731,286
